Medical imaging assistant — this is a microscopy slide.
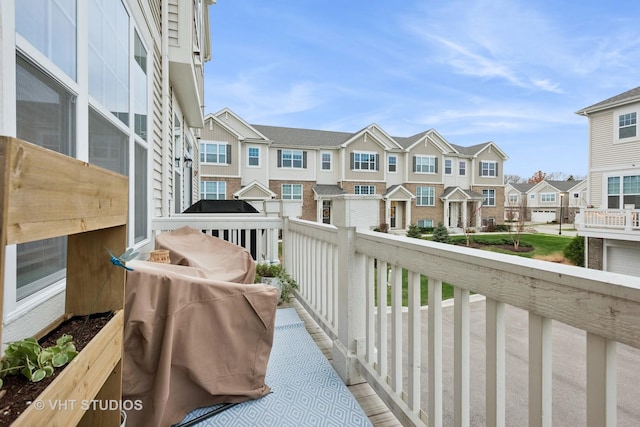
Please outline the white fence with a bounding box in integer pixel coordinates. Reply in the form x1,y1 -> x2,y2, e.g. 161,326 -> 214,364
152,214 -> 282,262
578,208 -> 640,231
284,217 -> 640,427
151,205 -> 640,427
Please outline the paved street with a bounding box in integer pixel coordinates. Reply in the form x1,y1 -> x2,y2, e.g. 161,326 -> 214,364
393,298 -> 640,426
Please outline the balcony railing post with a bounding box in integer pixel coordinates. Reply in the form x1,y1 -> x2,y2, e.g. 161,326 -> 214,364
331,195 -> 380,385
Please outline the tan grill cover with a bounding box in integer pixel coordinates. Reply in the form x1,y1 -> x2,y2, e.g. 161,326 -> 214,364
154,225 -> 256,284
122,242 -> 277,426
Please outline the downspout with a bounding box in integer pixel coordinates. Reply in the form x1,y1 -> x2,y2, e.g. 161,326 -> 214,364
161,0 -> 170,217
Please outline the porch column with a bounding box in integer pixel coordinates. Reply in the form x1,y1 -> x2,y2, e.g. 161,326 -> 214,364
444,200 -> 450,227
331,195 -> 381,385
405,200 -> 412,229
384,198 -> 390,227
476,201 -> 482,229
462,201 -> 468,230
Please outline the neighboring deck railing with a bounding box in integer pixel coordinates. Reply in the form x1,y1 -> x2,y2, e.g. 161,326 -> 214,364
152,214 -> 282,262
283,216 -> 640,427
577,208 -> 640,231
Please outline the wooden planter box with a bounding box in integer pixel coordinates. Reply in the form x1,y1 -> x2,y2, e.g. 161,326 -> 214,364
0,136 -> 129,426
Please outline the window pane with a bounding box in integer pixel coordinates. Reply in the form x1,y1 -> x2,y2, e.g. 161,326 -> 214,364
89,109 -> 129,175
133,31 -> 147,140
89,0 -> 129,125
16,0 -> 77,79
134,143 -> 148,243
15,55 -> 75,300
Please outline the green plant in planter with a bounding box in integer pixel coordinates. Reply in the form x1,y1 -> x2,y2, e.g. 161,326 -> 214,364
0,334 -> 78,388
255,263 -> 299,304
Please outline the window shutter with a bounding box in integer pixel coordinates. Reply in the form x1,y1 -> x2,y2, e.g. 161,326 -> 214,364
495,162 -> 499,176
479,162 -> 483,176
375,154 -> 379,171
226,145 -> 232,164
434,158 -> 438,173
303,151 -> 307,168
277,149 -> 282,168
350,153 -> 354,170
413,156 -> 416,172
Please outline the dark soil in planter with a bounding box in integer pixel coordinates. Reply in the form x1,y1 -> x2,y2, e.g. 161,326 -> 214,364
0,312 -> 112,426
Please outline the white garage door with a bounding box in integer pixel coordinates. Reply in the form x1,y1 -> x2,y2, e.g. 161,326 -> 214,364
531,210 -> 556,223
607,246 -> 640,277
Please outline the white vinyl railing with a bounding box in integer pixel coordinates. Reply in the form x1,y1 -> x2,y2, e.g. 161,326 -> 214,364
578,208 -> 640,231
152,214 -> 282,262
283,217 -> 640,427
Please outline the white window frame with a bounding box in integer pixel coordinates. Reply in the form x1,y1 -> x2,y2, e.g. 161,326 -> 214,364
617,111 -> 637,141
480,161 -> 497,177
459,160 -> 466,176
444,158 -> 453,175
201,181 -> 226,200
417,219 -> 434,228
483,189 -> 496,206
352,151 -> 378,171
388,155 -> 397,173
282,183 -> 303,200
321,152 -> 332,171
247,146 -> 260,167
508,194 -> 518,204
416,186 -> 435,206
280,149 -> 304,169
201,142 -> 229,164
415,155 -> 436,174
354,185 -> 375,195
540,193 -> 556,202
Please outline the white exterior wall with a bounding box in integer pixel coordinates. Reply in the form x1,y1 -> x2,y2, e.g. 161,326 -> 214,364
1,0 -> 209,344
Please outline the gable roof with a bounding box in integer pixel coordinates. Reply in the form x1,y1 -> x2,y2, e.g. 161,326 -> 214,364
576,86 -> 640,115
383,184 -> 414,199
440,186 -> 484,200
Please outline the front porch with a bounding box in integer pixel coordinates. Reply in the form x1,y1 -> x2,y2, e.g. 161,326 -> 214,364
153,197 -> 640,427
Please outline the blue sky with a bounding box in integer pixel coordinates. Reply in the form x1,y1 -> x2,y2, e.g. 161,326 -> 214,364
205,0 -> 640,179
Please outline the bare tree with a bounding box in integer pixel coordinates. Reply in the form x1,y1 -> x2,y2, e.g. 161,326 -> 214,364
464,203 -> 483,247
507,195 -> 527,250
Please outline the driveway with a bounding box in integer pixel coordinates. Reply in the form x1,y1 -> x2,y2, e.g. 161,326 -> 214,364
526,222 -> 578,237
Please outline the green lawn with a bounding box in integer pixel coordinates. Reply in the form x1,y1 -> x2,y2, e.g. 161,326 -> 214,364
447,233 -> 574,258
375,233 -> 574,306
374,270 -> 455,306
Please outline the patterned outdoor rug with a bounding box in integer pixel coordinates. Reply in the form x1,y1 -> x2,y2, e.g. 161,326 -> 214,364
175,308 -> 372,427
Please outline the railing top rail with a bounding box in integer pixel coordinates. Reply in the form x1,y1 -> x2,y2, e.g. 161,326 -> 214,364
354,229 -> 640,348
152,215 -> 282,230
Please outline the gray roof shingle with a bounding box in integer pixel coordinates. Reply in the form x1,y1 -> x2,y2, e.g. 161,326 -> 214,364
577,86 -> 640,114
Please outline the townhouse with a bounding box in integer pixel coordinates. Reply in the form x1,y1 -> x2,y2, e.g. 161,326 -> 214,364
576,86 -> 640,276
199,108 -> 508,232
505,179 -> 587,224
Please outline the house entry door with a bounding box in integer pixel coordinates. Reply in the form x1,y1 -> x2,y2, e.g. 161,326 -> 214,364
390,202 -> 397,228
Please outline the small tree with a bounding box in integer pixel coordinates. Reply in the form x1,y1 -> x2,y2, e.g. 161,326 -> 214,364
406,224 -> 422,239
563,236 -> 585,267
432,221 -> 450,243
464,203 -> 483,246
507,195 -> 527,250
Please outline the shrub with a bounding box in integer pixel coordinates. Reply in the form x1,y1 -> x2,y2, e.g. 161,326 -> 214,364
563,236 -> 585,267
432,221 -> 450,243
493,224 -> 511,232
406,224 -> 422,239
